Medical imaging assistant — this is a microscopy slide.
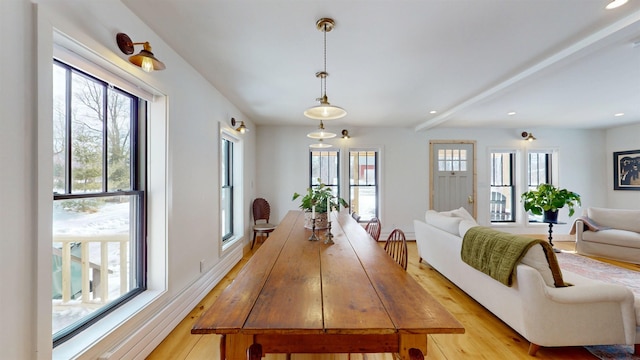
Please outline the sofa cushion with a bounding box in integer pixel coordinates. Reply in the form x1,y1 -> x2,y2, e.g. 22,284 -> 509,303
582,228 -> 640,248
425,210 -> 463,236
459,220 -> 478,238
587,207 -> 640,233
439,206 -> 476,222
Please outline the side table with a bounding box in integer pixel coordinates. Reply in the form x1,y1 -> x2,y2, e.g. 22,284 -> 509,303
543,220 -> 566,252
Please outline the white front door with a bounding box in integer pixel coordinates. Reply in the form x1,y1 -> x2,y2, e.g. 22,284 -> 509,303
430,141 -> 476,216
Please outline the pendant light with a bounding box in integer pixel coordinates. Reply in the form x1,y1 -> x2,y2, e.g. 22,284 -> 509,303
304,18 -> 347,120
309,138 -> 332,148
307,120 -> 336,139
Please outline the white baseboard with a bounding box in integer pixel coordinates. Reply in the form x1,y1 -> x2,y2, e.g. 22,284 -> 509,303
98,245 -> 243,360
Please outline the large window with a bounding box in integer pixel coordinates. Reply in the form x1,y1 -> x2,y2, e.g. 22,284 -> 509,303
52,60 -> 146,345
310,150 -> 340,196
490,151 -> 515,222
221,136 -> 234,241
349,150 -> 379,222
526,151 -> 553,222
527,151 -> 552,190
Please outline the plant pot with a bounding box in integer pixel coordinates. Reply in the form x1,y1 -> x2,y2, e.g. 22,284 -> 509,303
543,210 -> 559,223
304,211 -> 329,229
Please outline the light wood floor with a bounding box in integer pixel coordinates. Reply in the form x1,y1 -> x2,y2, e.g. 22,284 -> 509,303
146,235 -> 638,360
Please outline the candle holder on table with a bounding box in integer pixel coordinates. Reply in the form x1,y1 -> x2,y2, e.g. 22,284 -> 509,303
324,219 -> 334,245
309,218 -> 319,241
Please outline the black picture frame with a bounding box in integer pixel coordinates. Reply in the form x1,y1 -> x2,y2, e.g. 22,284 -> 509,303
613,149 -> 640,190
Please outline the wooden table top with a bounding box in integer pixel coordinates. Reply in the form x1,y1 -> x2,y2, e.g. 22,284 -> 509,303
192,210 -> 464,337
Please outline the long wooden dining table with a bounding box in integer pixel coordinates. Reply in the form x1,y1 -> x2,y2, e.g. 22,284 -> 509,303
192,210 -> 464,359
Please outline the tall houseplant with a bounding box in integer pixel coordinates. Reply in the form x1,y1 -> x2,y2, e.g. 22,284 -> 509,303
521,183 -> 581,222
292,180 -> 349,229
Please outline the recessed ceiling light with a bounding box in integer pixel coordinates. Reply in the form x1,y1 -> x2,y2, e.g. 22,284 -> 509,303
507,111 -> 517,116
614,113 -> 625,117
429,110 -> 437,114
606,0 -> 628,10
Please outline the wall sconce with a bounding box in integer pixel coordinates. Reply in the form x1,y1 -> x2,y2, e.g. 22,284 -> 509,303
341,129 -> 350,139
116,33 -> 166,72
521,131 -> 536,141
231,118 -> 249,134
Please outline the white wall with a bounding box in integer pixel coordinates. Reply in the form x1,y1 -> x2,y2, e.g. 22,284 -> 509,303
257,126 -> 428,236
2,0 -> 257,359
1,1 -> 37,359
606,123 -> 640,209
256,126 -> 609,237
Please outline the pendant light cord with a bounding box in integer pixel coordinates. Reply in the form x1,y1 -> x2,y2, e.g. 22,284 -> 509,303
323,23 -> 327,98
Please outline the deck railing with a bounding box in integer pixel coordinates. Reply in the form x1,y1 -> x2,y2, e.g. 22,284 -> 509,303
53,233 -> 129,303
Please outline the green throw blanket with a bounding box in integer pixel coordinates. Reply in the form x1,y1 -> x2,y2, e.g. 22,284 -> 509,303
461,226 -> 564,287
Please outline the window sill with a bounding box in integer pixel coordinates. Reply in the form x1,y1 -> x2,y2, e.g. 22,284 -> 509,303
53,289 -> 165,360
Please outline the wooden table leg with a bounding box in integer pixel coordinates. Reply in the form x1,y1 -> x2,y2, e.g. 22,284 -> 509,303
220,334 -> 226,360
225,334 -> 254,360
399,334 -> 427,360
247,343 -> 262,360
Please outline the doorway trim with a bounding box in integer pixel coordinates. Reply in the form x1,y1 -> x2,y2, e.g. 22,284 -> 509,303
429,140 -> 477,217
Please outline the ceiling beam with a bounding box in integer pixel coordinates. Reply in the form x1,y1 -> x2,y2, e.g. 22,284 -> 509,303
414,8 -> 640,132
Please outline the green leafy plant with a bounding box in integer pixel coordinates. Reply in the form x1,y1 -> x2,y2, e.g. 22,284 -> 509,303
521,183 -> 581,217
292,179 -> 349,213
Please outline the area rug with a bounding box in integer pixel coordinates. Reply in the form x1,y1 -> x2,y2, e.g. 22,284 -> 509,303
555,251 -> 640,297
555,252 -> 639,360
584,345 -> 639,360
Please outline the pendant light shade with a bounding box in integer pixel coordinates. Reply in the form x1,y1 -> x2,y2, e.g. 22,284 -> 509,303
307,120 -> 337,139
309,138 -> 332,148
304,95 -> 347,120
304,18 -> 346,120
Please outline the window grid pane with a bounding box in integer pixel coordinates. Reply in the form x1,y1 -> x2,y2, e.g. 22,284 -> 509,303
107,89 -> 132,191
490,152 -> 515,222
221,138 -> 234,241
349,150 -> 378,222
310,150 -> 339,187
53,64 -> 68,194
71,72 -> 105,193
527,152 -> 552,222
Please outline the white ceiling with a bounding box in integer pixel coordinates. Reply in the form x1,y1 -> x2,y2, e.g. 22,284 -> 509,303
122,0 -> 640,131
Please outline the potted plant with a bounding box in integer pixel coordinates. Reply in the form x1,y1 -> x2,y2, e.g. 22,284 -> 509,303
520,183 -> 581,223
292,179 -> 349,229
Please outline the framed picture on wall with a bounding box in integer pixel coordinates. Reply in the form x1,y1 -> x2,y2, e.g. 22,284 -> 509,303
613,149 -> 640,190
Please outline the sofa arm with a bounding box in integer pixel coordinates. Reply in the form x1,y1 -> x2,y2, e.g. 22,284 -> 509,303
575,219 -> 584,241
543,282 -> 633,304
518,265 -> 637,346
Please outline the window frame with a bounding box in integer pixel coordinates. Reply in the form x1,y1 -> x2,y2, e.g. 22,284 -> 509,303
309,149 -> 341,199
220,128 -> 244,251
489,150 -> 516,223
52,59 -> 147,346
348,149 -> 380,222
220,135 -> 234,242
524,148 -> 558,223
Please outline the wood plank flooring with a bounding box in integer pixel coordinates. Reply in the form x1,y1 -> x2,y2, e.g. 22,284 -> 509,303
146,235 -> 637,360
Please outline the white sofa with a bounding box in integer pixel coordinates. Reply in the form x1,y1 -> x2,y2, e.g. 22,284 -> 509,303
415,209 -> 639,356
575,207 -> 640,264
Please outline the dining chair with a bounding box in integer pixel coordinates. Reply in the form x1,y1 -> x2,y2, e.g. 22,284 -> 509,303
252,198 -> 277,249
364,217 -> 381,241
384,228 -> 408,270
